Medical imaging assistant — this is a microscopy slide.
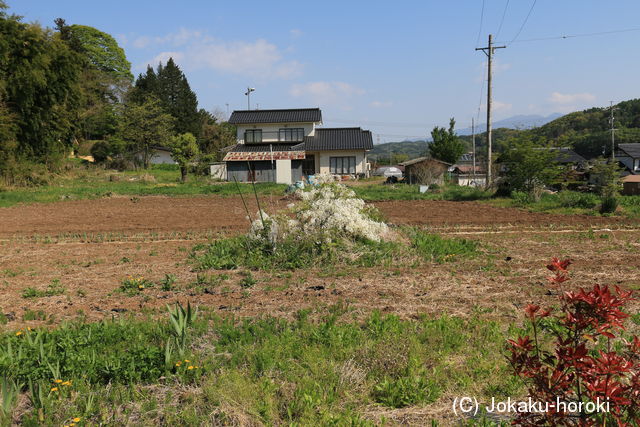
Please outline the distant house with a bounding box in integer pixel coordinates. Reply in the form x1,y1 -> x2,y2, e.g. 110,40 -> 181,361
616,143 -> 640,174
449,164 -> 487,187
399,157 -> 451,185
135,146 -> 176,165
550,147 -> 587,169
224,108 -> 373,184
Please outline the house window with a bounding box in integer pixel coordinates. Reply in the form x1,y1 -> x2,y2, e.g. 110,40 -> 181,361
244,129 -> 262,143
329,156 -> 356,174
279,128 -> 304,142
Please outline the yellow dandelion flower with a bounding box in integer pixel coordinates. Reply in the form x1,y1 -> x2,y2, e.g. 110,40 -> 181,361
187,366 -> 194,370
50,387 -> 58,392
15,331 -> 22,336
73,417 -> 81,422
62,380 -> 72,386
175,362 -> 182,367
138,285 -> 144,289
70,424 -> 75,427
54,379 -> 62,384
184,359 -> 190,362
27,327 -> 32,331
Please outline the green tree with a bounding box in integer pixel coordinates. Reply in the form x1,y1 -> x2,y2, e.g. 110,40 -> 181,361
130,58 -> 200,136
0,99 -> 18,183
590,158 -> 622,213
53,20 -> 132,141
120,97 -> 175,168
0,8 -> 82,160
169,133 -> 200,182
197,109 -> 235,157
67,24 -> 132,83
499,138 -> 560,198
428,118 -> 465,164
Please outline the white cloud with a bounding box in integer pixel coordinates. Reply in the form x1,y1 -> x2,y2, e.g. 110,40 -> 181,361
135,29 -> 302,79
194,39 -> 302,79
290,29 -> 302,38
477,100 -> 512,113
289,81 -> 365,109
370,100 -> 393,108
493,101 -> 512,112
147,51 -> 185,67
549,92 -> 596,105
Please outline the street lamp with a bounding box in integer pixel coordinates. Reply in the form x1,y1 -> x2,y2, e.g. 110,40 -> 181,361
245,87 -> 255,110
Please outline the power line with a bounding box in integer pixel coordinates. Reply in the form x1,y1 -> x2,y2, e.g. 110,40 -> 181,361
324,118 -> 433,128
495,0 -> 510,39
500,26 -> 640,44
475,0 -> 486,48
508,0 -> 537,45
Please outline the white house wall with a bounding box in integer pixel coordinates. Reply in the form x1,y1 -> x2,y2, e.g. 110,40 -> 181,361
150,150 -> 176,165
310,150 -> 367,175
235,122 -> 316,143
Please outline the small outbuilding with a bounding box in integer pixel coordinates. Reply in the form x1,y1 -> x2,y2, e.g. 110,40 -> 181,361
399,157 -> 451,185
622,174 -> 640,195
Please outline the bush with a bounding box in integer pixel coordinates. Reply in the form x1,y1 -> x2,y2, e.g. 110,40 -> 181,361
507,258 -> 639,425
511,190 -> 534,206
557,191 -> 599,209
600,195 -> 619,214
89,141 -> 111,163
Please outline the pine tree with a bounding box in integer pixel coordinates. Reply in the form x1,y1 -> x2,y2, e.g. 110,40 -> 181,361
130,58 -> 200,137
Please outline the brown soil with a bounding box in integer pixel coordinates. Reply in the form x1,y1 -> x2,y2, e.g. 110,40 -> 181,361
1,196 -> 634,239
0,195 -> 287,238
0,194 -> 639,330
375,199 -> 635,227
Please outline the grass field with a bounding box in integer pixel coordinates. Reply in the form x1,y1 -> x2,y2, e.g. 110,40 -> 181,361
0,162 -> 286,208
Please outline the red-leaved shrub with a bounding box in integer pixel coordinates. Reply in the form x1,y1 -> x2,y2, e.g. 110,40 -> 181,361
507,258 -> 640,426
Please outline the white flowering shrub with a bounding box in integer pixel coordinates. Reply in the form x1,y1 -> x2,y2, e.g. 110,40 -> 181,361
312,172 -> 337,185
247,210 -> 279,248
294,183 -> 388,242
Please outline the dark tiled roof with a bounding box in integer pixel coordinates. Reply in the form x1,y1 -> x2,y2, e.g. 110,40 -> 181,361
552,148 -> 586,163
228,108 -> 322,124
618,143 -> 640,158
222,144 -> 301,153
299,128 -> 373,151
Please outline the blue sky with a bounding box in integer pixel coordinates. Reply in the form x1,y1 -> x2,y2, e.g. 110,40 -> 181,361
10,0 -> 640,141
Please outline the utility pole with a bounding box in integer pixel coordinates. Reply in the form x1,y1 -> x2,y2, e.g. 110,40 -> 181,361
609,101 -> 616,162
476,34 -> 505,188
472,117 -> 476,182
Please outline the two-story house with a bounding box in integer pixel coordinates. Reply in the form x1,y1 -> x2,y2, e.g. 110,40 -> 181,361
223,108 -> 373,184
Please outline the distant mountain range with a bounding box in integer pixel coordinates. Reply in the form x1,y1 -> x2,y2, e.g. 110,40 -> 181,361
456,113 -> 563,135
